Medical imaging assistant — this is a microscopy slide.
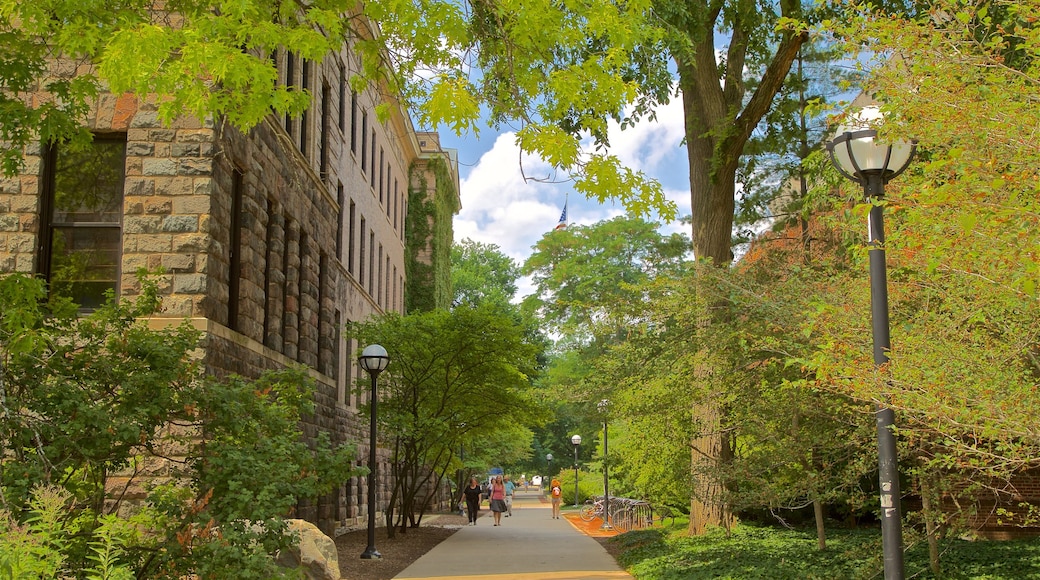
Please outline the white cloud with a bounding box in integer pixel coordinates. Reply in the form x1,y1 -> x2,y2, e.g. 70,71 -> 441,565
448,89 -> 692,297
603,97 -> 687,174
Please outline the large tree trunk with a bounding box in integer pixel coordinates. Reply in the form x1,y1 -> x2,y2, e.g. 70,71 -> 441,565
673,9 -> 807,533
689,399 -> 735,534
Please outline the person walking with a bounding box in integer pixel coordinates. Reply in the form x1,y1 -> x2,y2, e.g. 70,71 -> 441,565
550,477 -> 563,519
462,476 -> 483,526
504,475 -> 516,517
489,475 -> 508,526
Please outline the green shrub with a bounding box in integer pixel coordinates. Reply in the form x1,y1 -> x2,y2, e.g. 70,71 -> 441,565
609,523 -> 1040,579
555,470 -> 621,505
0,273 -> 363,578
0,487 -> 137,579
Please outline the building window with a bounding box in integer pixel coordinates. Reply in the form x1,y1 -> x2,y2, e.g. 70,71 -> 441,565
377,244 -> 383,308
263,198 -> 275,340
297,231 -> 307,363
360,111 -> 367,172
320,82 -> 330,179
335,309 -> 343,401
336,183 -> 344,260
350,91 -> 358,154
39,134 -> 126,309
281,217 -> 294,356
227,168 -> 244,331
385,166 -> 391,219
348,200 -> 356,275
338,63 -> 346,133
318,251 -> 327,373
378,149 -> 384,204
368,231 -> 374,293
284,52 -> 295,137
300,60 -> 310,155
358,216 -> 366,289
348,337 -> 357,408
393,179 -> 399,230
370,131 -> 376,188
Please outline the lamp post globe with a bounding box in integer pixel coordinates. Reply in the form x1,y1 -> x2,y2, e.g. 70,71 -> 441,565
571,435 -> 582,507
358,344 -> 389,560
827,105 -> 915,580
546,453 -> 553,478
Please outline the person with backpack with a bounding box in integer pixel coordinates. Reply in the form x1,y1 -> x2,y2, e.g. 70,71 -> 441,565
550,477 -> 563,519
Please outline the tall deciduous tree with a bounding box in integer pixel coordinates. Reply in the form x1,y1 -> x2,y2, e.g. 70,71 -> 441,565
522,216 -> 690,343
5,0 -> 836,257
452,239 -> 521,311
348,306 -> 545,535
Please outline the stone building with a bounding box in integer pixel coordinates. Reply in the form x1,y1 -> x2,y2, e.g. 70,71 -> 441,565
0,44 -> 459,535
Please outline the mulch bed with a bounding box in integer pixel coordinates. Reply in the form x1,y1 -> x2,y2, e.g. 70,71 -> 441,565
562,512 -> 622,538
334,513 -> 468,580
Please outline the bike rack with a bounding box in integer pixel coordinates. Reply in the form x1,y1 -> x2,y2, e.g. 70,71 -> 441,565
580,496 -> 656,531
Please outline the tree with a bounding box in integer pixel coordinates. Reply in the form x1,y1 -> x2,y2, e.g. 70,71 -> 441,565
347,306 -> 546,536
0,0 -> 357,175
0,273 -> 360,576
452,239 -> 521,311
522,216 -> 690,343
3,0 -> 832,259
809,0 -> 1040,535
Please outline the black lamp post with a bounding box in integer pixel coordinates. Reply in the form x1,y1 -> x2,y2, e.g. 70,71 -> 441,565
827,105 -> 915,580
598,399 -> 611,530
571,434 -> 582,507
358,344 -> 390,560
546,453 -> 553,478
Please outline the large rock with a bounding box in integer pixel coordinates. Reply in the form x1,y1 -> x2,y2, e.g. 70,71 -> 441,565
276,519 -> 341,580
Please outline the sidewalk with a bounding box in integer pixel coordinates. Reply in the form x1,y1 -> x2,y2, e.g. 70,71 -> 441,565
392,488 -> 634,580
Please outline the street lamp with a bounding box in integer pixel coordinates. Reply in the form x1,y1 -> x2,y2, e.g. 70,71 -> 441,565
827,105 -> 915,580
571,434 -> 582,507
358,344 -> 390,560
546,453 -> 553,478
598,399 -> 611,530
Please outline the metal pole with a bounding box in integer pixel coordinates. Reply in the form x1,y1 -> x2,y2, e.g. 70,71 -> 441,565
866,174 -> 903,579
573,445 -> 580,507
361,370 -> 381,559
601,418 -> 611,530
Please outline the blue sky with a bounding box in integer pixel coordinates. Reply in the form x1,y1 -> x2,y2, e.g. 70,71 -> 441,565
439,96 -> 694,296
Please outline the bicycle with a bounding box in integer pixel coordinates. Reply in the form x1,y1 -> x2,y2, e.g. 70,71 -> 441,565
579,497 -> 630,531
579,497 -> 605,522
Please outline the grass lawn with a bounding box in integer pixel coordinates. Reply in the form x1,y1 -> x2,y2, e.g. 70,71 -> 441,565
609,521 -> 1040,579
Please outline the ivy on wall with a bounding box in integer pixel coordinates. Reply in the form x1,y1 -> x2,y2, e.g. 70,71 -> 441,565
405,156 -> 458,312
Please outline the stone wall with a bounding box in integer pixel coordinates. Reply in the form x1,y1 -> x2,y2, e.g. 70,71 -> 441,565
0,44 -> 459,536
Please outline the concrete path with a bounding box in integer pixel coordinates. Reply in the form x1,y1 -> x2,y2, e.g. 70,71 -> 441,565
393,488 -> 634,580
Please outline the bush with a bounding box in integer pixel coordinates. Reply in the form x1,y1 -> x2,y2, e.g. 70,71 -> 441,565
0,273 -> 363,577
609,523 -> 1040,579
554,470 -> 612,505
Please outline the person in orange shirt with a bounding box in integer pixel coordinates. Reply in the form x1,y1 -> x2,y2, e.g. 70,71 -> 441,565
549,477 -> 563,519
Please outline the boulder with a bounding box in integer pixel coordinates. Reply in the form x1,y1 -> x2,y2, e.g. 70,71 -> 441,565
276,519 -> 341,580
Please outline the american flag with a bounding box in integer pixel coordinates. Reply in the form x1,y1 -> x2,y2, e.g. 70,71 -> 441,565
554,203 -> 567,230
